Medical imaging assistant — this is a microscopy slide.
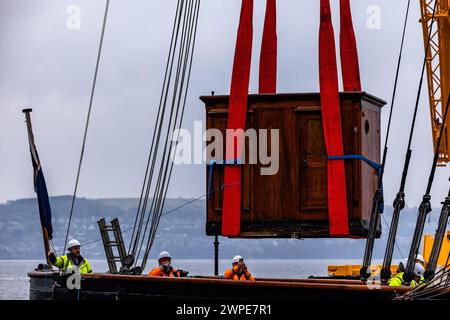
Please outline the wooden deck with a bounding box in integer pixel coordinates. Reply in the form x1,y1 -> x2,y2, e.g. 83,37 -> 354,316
29,271 -> 413,301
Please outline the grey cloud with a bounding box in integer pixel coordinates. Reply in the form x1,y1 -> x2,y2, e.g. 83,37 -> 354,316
1,0 -> 449,210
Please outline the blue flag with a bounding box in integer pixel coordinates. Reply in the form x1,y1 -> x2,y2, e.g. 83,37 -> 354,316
25,113 -> 53,240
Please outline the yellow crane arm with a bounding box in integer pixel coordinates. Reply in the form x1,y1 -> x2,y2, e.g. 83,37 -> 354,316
420,0 -> 450,165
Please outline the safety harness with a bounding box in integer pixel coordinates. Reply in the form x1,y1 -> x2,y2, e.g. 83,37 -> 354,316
62,254 -> 86,272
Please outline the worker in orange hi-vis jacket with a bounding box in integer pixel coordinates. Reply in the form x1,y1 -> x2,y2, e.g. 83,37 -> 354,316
148,251 -> 188,278
224,255 -> 255,281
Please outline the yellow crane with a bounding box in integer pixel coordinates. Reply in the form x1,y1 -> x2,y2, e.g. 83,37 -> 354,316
420,0 -> 450,165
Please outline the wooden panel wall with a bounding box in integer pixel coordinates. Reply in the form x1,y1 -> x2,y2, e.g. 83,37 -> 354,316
203,93 -> 384,239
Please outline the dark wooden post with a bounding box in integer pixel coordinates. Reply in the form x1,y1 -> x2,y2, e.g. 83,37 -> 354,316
22,108 -> 52,266
42,227 -> 51,266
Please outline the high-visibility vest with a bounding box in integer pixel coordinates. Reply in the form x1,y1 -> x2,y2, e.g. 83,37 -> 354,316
224,268 -> 255,281
148,266 -> 182,278
54,254 -> 92,274
388,272 -> 423,287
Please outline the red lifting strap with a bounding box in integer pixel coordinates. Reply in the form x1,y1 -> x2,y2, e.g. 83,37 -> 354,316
259,0 -> 277,94
222,0 -> 253,236
319,0 -> 349,236
339,0 -> 361,91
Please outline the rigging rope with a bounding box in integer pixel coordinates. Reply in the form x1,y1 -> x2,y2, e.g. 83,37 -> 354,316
404,93 -> 450,283
140,0 -> 201,270
361,0 -> 412,279
400,0 -> 438,191
63,0 -> 110,254
381,214 -> 404,259
381,0 -> 411,178
381,0 -> 438,281
396,251 -> 450,300
126,0 -> 201,271
134,0 -> 191,262
425,175 -> 450,279
79,183 -> 239,251
128,0 -> 184,257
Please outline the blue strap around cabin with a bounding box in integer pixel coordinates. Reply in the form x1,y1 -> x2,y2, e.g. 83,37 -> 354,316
328,155 -> 381,176
328,154 -> 384,213
208,159 -> 241,198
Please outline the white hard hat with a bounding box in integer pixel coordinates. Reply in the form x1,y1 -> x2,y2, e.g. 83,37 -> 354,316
415,254 -> 425,265
399,258 -> 408,272
158,251 -> 171,261
67,239 -> 81,251
414,263 -> 425,277
232,255 -> 243,264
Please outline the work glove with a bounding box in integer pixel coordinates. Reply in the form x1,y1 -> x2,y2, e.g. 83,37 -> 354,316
47,250 -> 56,263
178,270 -> 189,277
161,264 -> 172,273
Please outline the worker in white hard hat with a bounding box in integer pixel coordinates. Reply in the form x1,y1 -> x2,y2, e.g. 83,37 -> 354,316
415,254 -> 426,267
148,251 -> 188,277
413,262 -> 426,285
396,254 -> 426,273
48,239 -> 92,274
224,255 -> 254,281
397,258 -> 409,273
389,262 -> 425,287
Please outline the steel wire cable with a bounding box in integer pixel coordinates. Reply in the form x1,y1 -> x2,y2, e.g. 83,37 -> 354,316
63,0 -> 110,254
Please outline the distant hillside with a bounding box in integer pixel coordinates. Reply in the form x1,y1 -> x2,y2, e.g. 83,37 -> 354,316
0,196 -> 443,260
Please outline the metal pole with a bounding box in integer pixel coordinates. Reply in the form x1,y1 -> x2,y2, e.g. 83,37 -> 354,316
381,192 -> 405,282
360,189 -> 381,279
425,182 -> 450,279
214,235 -> 219,276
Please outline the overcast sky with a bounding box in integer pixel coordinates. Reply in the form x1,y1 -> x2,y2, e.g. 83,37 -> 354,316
1,0 -> 449,209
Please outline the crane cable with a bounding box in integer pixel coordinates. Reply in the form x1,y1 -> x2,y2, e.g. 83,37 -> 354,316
63,0 -> 110,254
360,0 -> 411,278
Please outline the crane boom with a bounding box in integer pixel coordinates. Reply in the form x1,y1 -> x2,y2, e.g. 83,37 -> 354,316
420,0 -> 450,165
